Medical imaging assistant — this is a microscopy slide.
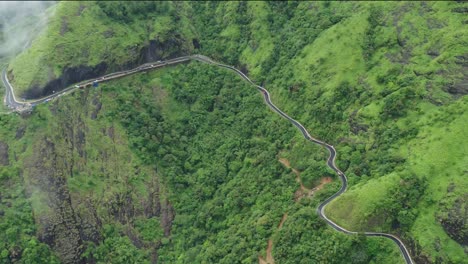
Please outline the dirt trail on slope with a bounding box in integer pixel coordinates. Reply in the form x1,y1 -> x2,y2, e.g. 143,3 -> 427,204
259,213 -> 288,264
278,213 -> 288,229
259,240 -> 274,264
278,158 -> 332,201
259,158 -> 333,264
278,158 -> 300,180
315,177 -> 332,190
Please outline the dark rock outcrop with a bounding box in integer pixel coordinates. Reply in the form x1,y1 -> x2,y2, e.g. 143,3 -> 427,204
143,179 -> 161,218
26,139 -> 85,264
0,141 -> 9,166
20,62 -> 177,263
438,194 -> 468,246
443,55 -> 468,97
161,198 -> 175,237
452,7 -> 468,14
23,62 -> 108,99
22,36 -> 191,100
90,95 -> 102,120
15,125 -> 26,140
192,38 -> 200,49
348,110 -> 369,135
139,34 -> 189,64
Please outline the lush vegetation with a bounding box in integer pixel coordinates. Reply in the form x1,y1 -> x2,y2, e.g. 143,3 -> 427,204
0,61 -> 404,263
1,1 -> 467,263
7,1 -> 195,97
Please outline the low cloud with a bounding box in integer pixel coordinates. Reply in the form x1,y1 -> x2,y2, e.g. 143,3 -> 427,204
0,1 -> 56,58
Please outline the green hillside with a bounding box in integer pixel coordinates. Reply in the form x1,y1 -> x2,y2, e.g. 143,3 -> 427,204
1,1 -> 467,263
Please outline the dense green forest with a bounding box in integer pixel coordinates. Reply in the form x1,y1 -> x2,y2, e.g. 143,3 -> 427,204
1,1 -> 467,263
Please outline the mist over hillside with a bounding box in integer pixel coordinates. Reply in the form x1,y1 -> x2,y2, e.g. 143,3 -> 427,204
0,1 -> 56,58
0,1 -> 467,264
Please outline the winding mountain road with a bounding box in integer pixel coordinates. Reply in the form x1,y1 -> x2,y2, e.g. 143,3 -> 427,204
2,55 -> 414,264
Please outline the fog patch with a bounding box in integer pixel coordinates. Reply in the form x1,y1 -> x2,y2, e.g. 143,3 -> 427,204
0,1 -> 56,58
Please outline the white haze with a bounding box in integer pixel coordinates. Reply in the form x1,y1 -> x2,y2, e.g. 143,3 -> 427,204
0,1 -> 56,58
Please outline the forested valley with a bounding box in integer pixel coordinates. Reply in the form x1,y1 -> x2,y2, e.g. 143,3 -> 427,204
0,1 -> 467,263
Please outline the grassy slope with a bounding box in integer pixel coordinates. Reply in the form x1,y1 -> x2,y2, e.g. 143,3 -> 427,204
28,62 -> 406,262
8,1 -> 195,96
0,55 -> 403,264
239,1 -> 274,79
198,1 -> 467,262
403,98 -> 467,261
98,62 -> 403,263
289,2 -> 467,262
326,97 -> 467,262
2,0 -> 467,263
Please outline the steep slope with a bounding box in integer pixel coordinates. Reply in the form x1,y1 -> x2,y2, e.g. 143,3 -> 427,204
1,87 -> 176,263
2,1 -> 468,263
190,2 -> 468,262
0,61 -> 404,263
7,2 -> 196,99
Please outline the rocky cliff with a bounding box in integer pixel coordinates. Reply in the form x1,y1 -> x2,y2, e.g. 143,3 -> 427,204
20,90 -> 174,263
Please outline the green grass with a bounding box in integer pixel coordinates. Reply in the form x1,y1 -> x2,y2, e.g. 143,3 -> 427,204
8,2 -> 195,97
266,2 -> 468,262
291,8 -> 368,92
401,98 -> 468,262
240,1 -> 274,79
2,1 -> 467,262
327,97 -> 468,261
325,173 -> 401,231
367,236 -> 406,264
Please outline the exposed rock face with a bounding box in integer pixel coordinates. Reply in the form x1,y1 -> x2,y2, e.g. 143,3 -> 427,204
452,7 -> 468,13
348,110 -> 368,135
22,37 -> 191,99
90,100 -> 102,120
438,194 -> 468,246
140,34 -> 189,63
26,139 -> 85,264
22,92 -> 175,263
143,178 -> 161,218
0,141 -> 9,166
160,199 -> 175,237
140,40 -> 164,63
15,126 -> 26,139
445,54 -> 468,97
23,62 -> 108,99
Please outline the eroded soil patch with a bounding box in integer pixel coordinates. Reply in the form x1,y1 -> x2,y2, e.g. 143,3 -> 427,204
279,158 -> 332,201
259,213 -> 288,264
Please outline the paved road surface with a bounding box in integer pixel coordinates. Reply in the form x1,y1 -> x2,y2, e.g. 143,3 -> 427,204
2,55 -> 414,264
